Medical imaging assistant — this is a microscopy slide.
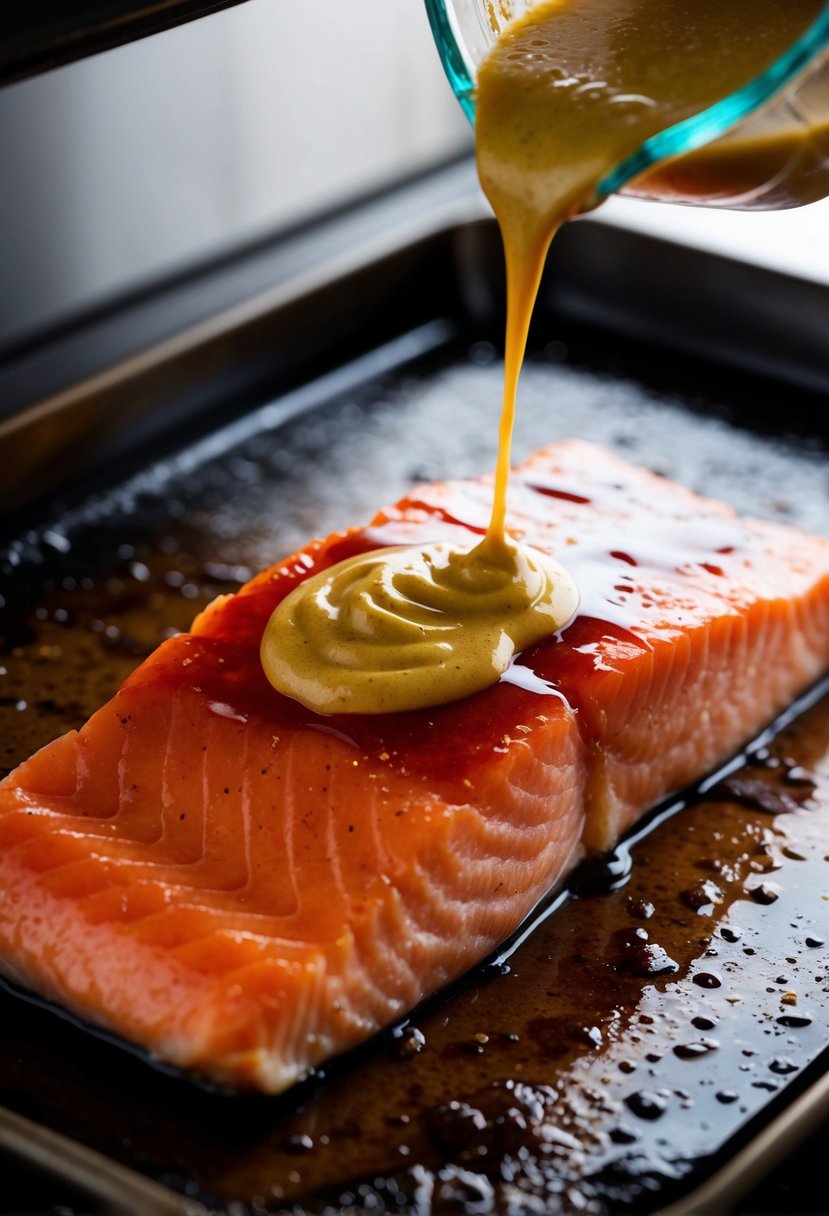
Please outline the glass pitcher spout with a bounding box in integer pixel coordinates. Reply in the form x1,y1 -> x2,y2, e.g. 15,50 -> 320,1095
425,0 -> 829,211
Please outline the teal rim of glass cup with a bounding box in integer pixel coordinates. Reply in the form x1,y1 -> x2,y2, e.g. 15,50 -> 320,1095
424,0 -> 829,199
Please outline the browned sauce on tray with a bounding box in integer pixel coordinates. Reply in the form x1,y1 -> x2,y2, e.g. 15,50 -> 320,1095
1,529 -> 827,1212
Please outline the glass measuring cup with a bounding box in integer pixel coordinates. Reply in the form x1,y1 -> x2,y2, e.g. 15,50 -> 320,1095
425,0 -> 829,210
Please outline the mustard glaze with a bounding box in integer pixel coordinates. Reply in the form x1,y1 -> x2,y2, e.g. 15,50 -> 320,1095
262,0 -> 822,715
261,538 -> 579,714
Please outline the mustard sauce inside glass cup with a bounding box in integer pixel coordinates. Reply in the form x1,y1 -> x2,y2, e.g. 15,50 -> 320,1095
426,0 -> 829,211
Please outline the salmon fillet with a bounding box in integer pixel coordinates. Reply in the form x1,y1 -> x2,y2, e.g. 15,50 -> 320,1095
1,440 -> 828,1092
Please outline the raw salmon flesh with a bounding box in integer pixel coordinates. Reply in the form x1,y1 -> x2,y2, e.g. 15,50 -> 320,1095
1,440 -> 828,1092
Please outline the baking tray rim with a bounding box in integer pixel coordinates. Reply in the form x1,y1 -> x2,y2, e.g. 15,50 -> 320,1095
1,1008 -> 827,1214
3,153 -> 828,521
2,171 -> 829,1212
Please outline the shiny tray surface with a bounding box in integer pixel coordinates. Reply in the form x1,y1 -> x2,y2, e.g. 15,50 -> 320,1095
1,213 -> 828,1213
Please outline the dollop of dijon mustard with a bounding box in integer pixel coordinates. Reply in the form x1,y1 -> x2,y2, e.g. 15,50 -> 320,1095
260,536 -> 578,714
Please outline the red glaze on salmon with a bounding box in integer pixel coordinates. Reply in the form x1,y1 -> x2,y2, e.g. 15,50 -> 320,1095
1,441 -> 828,1091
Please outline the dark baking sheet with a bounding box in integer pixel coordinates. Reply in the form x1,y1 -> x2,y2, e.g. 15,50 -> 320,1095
1,198 -> 828,1214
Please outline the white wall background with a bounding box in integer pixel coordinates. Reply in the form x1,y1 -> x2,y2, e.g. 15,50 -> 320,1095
0,0 -> 470,347
1,0 -> 828,351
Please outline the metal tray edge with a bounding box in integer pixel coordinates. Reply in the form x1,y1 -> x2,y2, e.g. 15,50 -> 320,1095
663,1063 -> 829,1216
0,1102 -> 192,1215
